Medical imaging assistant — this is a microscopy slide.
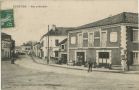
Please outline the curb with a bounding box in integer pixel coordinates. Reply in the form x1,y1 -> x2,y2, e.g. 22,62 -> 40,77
30,55 -> 139,74
30,56 -> 125,74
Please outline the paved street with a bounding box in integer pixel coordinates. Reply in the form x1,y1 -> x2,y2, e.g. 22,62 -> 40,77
1,55 -> 139,90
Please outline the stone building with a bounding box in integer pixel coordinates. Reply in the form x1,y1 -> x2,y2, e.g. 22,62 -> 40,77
67,12 -> 138,68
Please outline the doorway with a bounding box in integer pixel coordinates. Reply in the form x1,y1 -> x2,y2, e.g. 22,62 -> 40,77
133,52 -> 139,65
96,51 -> 111,68
76,52 -> 85,65
61,54 -> 67,64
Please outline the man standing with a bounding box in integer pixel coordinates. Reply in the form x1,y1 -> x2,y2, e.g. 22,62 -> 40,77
88,58 -> 93,72
121,55 -> 127,71
11,50 -> 15,64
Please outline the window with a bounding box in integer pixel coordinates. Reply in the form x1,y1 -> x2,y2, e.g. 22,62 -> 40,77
133,52 -> 139,64
99,52 -> 109,58
101,31 -> 107,47
133,29 -> 139,42
71,37 -> 76,44
55,39 -> 59,46
94,31 -> 100,47
55,51 -> 58,57
89,33 -> 94,47
61,45 -> 65,49
110,32 -> 117,42
78,33 -> 82,47
83,32 -> 88,47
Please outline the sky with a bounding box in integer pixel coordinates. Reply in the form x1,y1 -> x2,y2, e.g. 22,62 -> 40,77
1,0 -> 138,46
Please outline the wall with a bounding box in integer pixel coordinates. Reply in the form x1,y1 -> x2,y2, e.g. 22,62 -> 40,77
41,35 -> 67,59
69,48 -> 121,65
102,26 -> 121,47
1,48 -> 11,59
68,26 -> 121,49
1,40 -> 12,59
126,26 -> 139,65
68,25 -> 122,65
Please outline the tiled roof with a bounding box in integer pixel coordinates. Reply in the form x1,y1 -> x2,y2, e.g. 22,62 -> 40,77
74,12 -> 138,30
1,32 -> 11,36
40,27 -> 74,40
47,27 -> 73,36
1,32 -> 11,40
58,38 -> 67,45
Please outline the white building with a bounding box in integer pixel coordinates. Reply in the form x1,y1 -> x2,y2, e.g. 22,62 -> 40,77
32,42 -> 42,58
21,44 -> 32,54
40,25 -> 73,63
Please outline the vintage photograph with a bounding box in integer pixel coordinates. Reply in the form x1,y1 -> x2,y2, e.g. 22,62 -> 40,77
1,0 -> 139,90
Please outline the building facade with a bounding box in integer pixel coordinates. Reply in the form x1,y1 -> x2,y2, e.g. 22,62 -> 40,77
1,32 -> 15,59
67,12 -> 139,68
32,42 -> 42,58
40,25 -> 73,63
21,45 -> 32,54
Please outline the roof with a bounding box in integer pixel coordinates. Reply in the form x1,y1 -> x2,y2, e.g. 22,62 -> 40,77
58,38 -> 67,45
21,43 -> 31,46
47,27 -> 73,36
40,27 -> 74,40
33,42 -> 40,46
1,32 -> 12,40
71,12 -> 138,30
1,32 -> 9,35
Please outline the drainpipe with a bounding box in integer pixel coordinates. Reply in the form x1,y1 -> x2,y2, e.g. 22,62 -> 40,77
47,25 -> 50,64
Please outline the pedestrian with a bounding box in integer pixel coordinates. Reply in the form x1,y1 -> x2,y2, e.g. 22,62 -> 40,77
11,50 -> 15,64
121,55 -> 127,71
88,58 -> 93,72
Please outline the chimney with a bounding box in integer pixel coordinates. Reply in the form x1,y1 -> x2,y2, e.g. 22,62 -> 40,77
52,24 -> 56,31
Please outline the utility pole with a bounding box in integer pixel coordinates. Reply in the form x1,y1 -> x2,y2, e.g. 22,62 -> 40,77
47,25 -> 50,64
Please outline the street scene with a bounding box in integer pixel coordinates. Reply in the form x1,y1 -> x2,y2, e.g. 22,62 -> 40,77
1,0 -> 139,90
2,55 -> 139,90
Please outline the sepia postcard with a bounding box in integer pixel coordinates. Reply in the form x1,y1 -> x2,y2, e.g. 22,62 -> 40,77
1,0 -> 139,90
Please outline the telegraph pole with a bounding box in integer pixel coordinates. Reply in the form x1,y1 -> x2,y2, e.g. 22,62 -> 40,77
47,25 -> 50,64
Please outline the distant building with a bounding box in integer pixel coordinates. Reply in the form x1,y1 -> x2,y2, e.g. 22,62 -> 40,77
32,42 -> 42,58
15,46 -> 22,53
1,32 -> 15,59
67,12 -> 139,68
40,25 -> 73,63
21,44 -> 32,54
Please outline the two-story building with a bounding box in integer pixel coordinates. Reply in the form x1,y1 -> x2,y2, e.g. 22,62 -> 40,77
67,12 -> 138,68
1,32 -> 15,59
40,25 -> 73,63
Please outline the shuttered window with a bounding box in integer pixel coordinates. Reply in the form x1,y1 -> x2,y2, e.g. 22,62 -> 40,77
94,31 -> 100,47
78,33 -> 82,47
133,29 -> 139,42
89,33 -> 94,47
133,52 -> 139,65
83,32 -> 88,47
55,39 -> 59,46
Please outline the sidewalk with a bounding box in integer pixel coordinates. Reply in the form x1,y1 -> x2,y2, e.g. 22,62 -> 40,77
30,55 -> 139,74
